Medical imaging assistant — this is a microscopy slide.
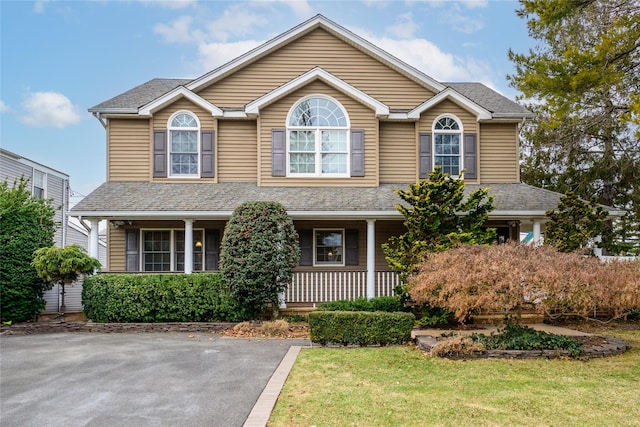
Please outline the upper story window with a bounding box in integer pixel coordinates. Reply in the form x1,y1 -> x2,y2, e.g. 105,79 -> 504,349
32,170 -> 46,199
287,96 -> 350,177
168,111 -> 199,177
433,116 -> 462,176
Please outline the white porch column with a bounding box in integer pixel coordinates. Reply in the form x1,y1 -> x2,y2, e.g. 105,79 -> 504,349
89,219 -> 100,259
184,219 -> 194,274
532,220 -> 542,246
366,219 -> 376,299
593,235 -> 603,259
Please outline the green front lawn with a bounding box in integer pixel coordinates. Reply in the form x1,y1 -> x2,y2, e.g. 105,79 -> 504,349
269,330 -> 640,426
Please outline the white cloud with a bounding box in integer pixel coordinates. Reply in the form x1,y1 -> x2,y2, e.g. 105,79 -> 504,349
255,0 -> 314,19
459,0 -> 488,9
206,5 -> 269,42
0,101 -> 9,113
154,15 -> 198,43
33,0 -> 49,13
197,39 -> 266,70
20,91 -> 82,129
138,0 -> 197,9
386,13 -> 418,39
448,13 -> 484,33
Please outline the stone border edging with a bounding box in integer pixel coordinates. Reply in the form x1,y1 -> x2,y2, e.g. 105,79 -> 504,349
0,321 -> 236,335
415,335 -> 631,359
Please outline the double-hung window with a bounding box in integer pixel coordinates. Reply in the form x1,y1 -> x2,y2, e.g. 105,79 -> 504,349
32,170 -> 46,199
433,116 -> 462,176
314,229 -> 344,266
287,96 -> 349,176
169,112 -> 199,177
141,229 -> 205,272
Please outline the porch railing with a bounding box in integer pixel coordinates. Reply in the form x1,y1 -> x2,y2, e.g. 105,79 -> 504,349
285,271 -> 401,304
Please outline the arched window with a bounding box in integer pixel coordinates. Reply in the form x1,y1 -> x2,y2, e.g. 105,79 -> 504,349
168,111 -> 199,177
287,96 -> 350,176
433,115 -> 462,176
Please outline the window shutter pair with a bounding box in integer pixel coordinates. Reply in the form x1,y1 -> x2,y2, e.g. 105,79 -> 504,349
271,129 -> 365,177
153,130 -> 215,178
418,132 -> 477,180
297,229 -> 359,266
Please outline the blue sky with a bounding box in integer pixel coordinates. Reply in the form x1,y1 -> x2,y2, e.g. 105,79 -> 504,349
0,0 -> 533,204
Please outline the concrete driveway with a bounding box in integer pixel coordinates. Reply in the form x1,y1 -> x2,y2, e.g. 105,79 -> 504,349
0,333 -> 310,427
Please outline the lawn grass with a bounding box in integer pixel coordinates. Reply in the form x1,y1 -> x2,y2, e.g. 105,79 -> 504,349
269,329 -> 640,427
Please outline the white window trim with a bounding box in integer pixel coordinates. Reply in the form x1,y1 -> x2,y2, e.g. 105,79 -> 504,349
32,169 -> 46,199
432,114 -> 464,178
313,228 -> 346,267
167,110 -> 201,178
286,94 -> 351,178
140,229 -> 206,272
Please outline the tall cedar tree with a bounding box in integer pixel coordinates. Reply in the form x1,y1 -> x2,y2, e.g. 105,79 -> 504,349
508,0 -> 640,253
382,166 -> 496,282
1,178 -> 56,322
220,201 -> 299,319
544,192 -> 607,254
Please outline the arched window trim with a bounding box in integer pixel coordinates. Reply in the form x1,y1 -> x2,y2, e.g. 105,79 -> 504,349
286,94 -> 351,177
432,114 -> 463,177
167,110 -> 200,178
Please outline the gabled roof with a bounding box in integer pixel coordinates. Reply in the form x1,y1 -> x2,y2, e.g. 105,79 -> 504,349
88,15 -> 531,121
186,14 -> 445,94
245,67 -> 389,117
138,86 -> 223,117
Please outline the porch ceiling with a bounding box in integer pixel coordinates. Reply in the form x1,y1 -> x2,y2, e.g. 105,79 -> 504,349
70,181 -> 589,221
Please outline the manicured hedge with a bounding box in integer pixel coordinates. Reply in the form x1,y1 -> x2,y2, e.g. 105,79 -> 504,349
82,273 -> 247,322
309,311 -> 415,346
317,296 -> 407,313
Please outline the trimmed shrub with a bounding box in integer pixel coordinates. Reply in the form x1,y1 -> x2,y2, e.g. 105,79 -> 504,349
82,273 -> 247,322
317,296 -> 407,313
309,311 -> 415,346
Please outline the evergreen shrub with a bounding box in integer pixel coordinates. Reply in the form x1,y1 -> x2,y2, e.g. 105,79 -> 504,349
309,311 -> 415,346
82,273 -> 247,322
317,296 -> 407,312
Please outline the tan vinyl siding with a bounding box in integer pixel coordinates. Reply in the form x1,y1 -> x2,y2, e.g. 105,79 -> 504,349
107,119 -> 151,181
376,220 -> 405,271
379,122 -> 417,183
218,120 -> 258,182
259,80 -> 378,187
198,28 -> 435,110
108,226 -> 125,272
480,123 -> 519,183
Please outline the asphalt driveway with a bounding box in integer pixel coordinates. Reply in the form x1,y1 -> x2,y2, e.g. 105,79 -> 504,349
0,333 -> 310,427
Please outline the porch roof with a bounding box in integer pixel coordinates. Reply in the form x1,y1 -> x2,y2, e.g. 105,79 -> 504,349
70,181 -> 597,221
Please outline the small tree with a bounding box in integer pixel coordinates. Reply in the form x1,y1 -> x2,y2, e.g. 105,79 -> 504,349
544,191 -> 608,254
1,177 -> 56,322
32,245 -> 101,313
382,166 -> 496,282
220,201 -> 299,319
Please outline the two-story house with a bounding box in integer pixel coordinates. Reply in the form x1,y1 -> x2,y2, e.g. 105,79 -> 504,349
71,15 -> 574,308
1,148 -> 106,313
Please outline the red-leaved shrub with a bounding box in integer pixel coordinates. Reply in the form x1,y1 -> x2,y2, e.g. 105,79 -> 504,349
408,243 -> 640,323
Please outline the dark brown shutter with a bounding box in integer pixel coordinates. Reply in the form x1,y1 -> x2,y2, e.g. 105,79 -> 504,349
201,130 -> 215,178
463,133 -> 477,180
125,229 -> 139,272
419,132 -> 432,179
298,229 -> 313,266
205,229 -> 220,271
153,130 -> 167,178
350,129 -> 365,177
345,229 -> 359,266
272,128 -> 286,177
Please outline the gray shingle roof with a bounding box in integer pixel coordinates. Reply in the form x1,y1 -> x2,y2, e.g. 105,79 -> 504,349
445,82 -> 531,117
89,78 -> 191,112
70,181 -> 569,219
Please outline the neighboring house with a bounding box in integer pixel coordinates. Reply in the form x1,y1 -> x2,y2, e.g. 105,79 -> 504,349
0,148 -> 106,313
70,15 -> 620,307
